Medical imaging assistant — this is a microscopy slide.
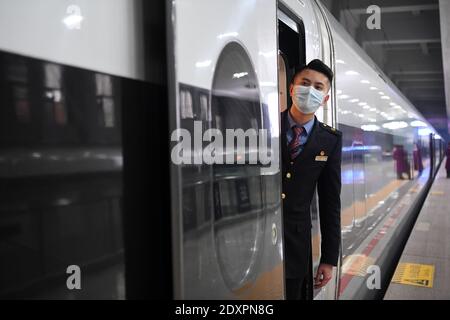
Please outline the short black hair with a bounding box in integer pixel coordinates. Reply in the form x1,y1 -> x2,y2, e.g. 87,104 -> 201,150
291,59 -> 333,85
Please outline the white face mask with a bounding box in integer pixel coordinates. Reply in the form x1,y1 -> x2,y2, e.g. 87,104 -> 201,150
292,85 -> 325,114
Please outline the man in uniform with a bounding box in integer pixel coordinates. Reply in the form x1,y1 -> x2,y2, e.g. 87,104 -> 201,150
281,59 -> 342,300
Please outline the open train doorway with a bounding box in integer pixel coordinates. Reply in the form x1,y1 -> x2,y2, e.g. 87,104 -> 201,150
277,6 -> 306,113
276,1 -> 339,300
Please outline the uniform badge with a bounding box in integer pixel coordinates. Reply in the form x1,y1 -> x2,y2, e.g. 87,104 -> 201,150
315,151 -> 328,162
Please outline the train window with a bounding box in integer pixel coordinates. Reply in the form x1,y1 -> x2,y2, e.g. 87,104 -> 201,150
210,42 -> 265,290
95,73 -> 113,96
199,94 -> 210,121
6,57 -> 31,124
44,64 -> 62,88
278,7 -> 306,69
13,86 -> 31,123
102,98 -> 115,128
44,64 -> 67,126
180,89 -> 194,119
43,89 -> 67,126
6,57 -> 27,83
1,50 -> 126,299
95,74 -> 115,128
53,96 -> 67,125
212,43 -> 261,133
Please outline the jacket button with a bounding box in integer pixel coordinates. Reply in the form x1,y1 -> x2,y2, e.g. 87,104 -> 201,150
281,193 -> 286,200
286,173 -> 292,179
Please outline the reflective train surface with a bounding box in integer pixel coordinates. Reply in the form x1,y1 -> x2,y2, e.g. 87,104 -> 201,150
0,0 -> 445,299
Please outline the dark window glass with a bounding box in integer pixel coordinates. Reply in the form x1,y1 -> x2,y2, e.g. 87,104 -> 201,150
210,42 -> 265,290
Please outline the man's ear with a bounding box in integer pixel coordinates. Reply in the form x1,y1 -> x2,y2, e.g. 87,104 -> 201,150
323,94 -> 330,104
289,84 -> 294,97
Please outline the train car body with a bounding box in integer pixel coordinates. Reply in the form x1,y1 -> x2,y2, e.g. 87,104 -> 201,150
169,0 -> 444,300
0,0 -> 445,299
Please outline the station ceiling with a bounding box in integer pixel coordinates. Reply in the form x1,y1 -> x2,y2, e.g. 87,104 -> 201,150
322,0 -> 449,141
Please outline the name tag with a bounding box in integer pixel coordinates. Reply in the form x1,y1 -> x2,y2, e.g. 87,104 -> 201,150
315,156 -> 328,162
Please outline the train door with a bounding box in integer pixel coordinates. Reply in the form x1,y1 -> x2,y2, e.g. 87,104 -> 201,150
309,0 -> 340,300
277,5 -> 306,112
277,0 -> 339,300
312,0 -> 337,128
277,1 -> 311,299
168,0 -> 283,299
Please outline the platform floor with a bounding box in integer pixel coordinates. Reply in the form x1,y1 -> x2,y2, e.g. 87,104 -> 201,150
385,160 -> 450,299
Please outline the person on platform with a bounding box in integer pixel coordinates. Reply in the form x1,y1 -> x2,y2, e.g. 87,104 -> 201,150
413,143 -> 424,176
393,145 -> 409,179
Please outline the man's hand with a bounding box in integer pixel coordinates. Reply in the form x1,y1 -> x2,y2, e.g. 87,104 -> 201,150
314,263 -> 333,289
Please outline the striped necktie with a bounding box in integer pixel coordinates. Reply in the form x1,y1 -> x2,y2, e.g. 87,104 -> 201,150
289,126 -> 304,160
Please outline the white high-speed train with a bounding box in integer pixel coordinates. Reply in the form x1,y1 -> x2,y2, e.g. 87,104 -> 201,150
0,0 -> 444,299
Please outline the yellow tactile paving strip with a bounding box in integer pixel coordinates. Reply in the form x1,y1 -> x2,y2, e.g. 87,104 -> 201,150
232,263 -> 284,299
341,254 -> 375,277
391,263 -> 435,288
385,162 -> 449,299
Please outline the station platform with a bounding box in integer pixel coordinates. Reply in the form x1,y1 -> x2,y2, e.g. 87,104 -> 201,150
385,159 -> 450,299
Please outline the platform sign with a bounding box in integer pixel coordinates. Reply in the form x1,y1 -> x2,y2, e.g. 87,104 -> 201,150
391,263 -> 435,288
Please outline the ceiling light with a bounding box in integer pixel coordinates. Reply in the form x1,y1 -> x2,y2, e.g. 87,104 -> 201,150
233,72 -> 248,79
361,124 -> 380,131
418,128 -> 433,136
410,120 -> 427,127
195,60 -> 212,68
382,121 -> 408,130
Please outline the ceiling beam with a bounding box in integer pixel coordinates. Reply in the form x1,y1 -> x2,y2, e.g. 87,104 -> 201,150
408,96 -> 445,101
402,84 -> 444,88
385,44 -> 441,52
389,70 -> 443,76
356,10 -> 441,49
341,4 -> 439,15
396,78 -> 443,82
420,42 -> 429,55
439,0 -> 450,136
363,39 -> 440,49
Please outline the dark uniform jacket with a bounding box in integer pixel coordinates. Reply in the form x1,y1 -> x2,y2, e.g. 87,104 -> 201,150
281,110 -> 342,279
